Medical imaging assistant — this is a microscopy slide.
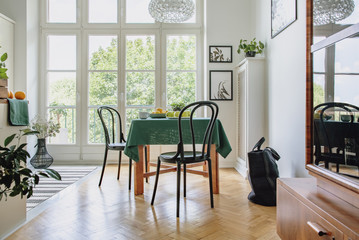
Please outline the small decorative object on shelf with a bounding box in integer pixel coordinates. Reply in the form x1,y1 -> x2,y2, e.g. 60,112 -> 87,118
29,115 -> 60,169
0,129 -> 61,201
237,38 -> 264,57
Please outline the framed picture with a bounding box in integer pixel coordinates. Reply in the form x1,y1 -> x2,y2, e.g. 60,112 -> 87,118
271,0 -> 297,38
209,70 -> 233,101
209,46 -> 232,63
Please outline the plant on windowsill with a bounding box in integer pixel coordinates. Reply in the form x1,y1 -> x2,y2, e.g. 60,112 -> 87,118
237,38 -> 264,57
0,129 -> 61,201
29,115 -> 61,169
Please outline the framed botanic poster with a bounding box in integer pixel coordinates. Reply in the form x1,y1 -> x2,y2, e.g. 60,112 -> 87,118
209,46 -> 232,63
209,70 -> 233,101
271,0 -> 297,38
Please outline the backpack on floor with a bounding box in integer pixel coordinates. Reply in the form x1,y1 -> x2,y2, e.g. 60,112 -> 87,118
247,137 -> 280,206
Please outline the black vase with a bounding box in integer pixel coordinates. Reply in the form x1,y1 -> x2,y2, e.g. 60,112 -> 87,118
30,138 -> 53,169
246,51 -> 256,57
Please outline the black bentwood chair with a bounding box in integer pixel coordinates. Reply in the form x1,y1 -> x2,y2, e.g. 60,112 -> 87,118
314,102 -> 359,172
97,106 -> 148,189
151,101 -> 219,217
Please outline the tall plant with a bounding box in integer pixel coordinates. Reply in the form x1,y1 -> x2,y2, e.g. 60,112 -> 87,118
0,129 -> 61,201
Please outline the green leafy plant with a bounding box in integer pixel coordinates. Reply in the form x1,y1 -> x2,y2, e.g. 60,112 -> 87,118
0,129 -> 61,201
170,102 -> 186,111
237,38 -> 264,56
30,115 -> 61,139
0,45 -> 9,79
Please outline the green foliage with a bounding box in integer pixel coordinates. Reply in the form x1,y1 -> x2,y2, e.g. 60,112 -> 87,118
0,45 -> 9,79
313,82 -> 325,107
170,102 -> 186,111
237,38 -> 265,55
0,130 -> 61,201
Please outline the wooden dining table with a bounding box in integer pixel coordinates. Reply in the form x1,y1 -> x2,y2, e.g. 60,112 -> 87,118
124,117 -> 232,195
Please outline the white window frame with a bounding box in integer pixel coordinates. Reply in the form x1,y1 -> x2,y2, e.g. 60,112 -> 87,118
40,0 -> 204,163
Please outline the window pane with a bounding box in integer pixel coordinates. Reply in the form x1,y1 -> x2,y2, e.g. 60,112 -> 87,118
48,35 -> 76,70
126,72 -> 155,106
48,108 -> 76,144
335,38 -> 359,73
89,72 -> 118,105
48,0 -> 76,23
126,36 -> 155,70
88,107 -> 118,144
313,74 -> 325,107
335,75 -> 359,105
88,0 -> 117,23
48,72 -> 76,106
89,36 -> 118,70
167,72 -> 195,105
126,0 -> 155,23
167,35 -> 196,70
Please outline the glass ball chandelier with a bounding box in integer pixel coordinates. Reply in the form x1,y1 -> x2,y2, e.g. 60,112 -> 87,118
148,0 -> 195,23
313,0 -> 355,25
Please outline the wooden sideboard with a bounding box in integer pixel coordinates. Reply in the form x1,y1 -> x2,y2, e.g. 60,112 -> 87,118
277,178 -> 359,240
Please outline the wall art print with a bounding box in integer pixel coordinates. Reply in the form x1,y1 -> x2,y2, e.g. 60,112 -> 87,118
271,0 -> 297,38
209,70 -> 233,101
209,46 -> 232,63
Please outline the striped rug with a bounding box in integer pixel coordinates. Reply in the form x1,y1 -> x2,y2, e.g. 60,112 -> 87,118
26,166 -> 98,211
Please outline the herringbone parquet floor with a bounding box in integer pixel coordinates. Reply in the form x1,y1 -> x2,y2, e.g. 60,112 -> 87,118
8,166 -> 280,240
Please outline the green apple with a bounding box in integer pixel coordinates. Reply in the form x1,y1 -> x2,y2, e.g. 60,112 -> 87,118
183,111 -> 191,117
174,111 -> 180,117
166,111 -> 174,117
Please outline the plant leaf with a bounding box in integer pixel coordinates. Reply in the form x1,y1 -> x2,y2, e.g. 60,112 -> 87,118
1,53 -> 8,62
4,134 -> 16,147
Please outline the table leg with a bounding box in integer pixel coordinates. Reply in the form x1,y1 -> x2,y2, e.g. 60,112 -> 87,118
134,145 -> 144,195
146,145 -> 150,173
210,144 -> 219,194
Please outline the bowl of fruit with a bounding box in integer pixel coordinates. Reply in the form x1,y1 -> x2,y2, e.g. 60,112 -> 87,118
149,108 -> 168,118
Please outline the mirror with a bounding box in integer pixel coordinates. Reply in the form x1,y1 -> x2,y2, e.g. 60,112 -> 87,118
310,0 -> 359,183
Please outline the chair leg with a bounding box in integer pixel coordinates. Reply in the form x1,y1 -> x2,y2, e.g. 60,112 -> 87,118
183,163 -> 186,198
151,159 -> 161,205
145,146 -> 148,183
117,151 -> 122,180
207,160 -> 214,208
129,159 -> 132,190
99,148 -> 109,186
176,161 -> 181,218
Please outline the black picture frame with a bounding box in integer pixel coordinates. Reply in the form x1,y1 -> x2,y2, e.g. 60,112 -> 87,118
209,70 -> 233,101
271,0 -> 297,38
209,46 -> 232,63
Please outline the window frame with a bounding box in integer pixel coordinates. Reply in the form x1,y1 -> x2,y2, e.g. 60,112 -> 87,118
40,0 -> 203,161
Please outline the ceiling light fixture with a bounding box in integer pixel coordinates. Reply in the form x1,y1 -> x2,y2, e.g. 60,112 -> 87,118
313,0 -> 355,26
148,0 -> 195,23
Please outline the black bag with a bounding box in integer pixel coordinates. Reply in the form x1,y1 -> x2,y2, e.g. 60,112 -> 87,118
247,137 -> 280,206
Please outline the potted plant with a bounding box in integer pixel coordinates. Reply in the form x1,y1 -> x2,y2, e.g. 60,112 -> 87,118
29,115 -> 60,169
0,129 -> 61,201
0,46 -> 8,79
237,38 -> 264,57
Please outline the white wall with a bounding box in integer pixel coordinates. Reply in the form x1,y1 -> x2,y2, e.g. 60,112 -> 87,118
0,0 -> 40,238
253,0 -> 308,177
206,0 -> 253,167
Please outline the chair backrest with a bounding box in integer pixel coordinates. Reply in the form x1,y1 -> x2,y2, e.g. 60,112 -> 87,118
313,102 -> 359,154
176,101 -> 219,161
97,106 -> 125,146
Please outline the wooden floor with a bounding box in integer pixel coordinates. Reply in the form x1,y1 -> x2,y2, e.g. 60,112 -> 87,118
8,166 -> 280,240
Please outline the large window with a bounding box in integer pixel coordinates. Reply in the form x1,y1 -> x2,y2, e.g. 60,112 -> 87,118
41,0 -> 202,157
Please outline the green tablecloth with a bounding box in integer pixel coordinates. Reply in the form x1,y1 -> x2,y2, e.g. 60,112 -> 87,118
124,118 -> 232,162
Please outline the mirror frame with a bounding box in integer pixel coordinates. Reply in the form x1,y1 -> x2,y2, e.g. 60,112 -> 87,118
305,0 -> 359,194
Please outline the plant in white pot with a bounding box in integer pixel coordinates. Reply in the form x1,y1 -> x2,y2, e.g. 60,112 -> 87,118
237,38 -> 264,57
0,129 -> 61,201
